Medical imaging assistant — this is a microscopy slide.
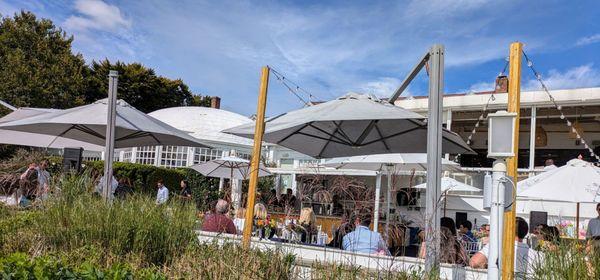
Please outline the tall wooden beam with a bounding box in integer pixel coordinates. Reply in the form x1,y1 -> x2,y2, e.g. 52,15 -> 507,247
242,66 -> 270,248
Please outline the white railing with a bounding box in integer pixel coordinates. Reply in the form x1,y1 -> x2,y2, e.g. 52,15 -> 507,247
196,230 -> 487,280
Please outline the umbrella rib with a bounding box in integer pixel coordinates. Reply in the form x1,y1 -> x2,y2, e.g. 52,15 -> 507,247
331,121 -> 353,143
306,123 -> 352,145
361,126 -> 421,146
278,123 -> 311,144
73,124 -> 106,140
374,123 -> 390,151
295,132 -> 350,146
46,124 -> 77,148
354,120 -> 377,145
317,121 -> 346,158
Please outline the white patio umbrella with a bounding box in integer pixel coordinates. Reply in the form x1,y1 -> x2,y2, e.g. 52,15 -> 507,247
190,156 -> 271,209
190,156 -> 271,180
224,93 -> 474,158
517,158 -> 600,236
0,107 -> 103,151
0,99 -> 210,148
322,153 -> 460,231
412,177 -> 481,216
413,177 -> 481,192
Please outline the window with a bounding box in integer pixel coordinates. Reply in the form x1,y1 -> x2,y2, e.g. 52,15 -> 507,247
122,151 -> 132,162
136,146 -> 156,165
194,148 -> 224,164
299,159 -> 319,167
160,146 -> 188,168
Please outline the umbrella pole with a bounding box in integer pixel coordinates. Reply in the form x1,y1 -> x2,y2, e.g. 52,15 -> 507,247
103,71 -> 118,202
443,193 -> 447,217
373,172 -> 382,232
386,166 -> 392,238
576,202 -> 580,239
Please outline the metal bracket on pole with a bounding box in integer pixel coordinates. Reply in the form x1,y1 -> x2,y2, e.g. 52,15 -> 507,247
103,70 -> 118,201
424,44 -> 444,274
388,52 -> 430,103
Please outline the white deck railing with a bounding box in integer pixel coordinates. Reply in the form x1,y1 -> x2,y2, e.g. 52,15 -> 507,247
196,230 -> 487,280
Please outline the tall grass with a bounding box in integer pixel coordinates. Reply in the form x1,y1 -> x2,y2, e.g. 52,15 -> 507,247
529,242 -> 600,280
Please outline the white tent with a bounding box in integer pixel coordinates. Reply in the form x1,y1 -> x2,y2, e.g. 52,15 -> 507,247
190,156 -> 271,180
517,158 -> 600,236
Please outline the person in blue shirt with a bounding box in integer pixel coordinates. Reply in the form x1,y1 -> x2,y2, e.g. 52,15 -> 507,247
458,220 -> 477,243
342,214 -> 389,255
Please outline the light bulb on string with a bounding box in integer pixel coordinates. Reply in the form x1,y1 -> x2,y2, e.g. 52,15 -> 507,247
560,114 -> 565,120
527,61 -> 533,67
557,105 -> 562,110
567,120 -> 572,126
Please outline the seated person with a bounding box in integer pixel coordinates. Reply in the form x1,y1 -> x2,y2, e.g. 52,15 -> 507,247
386,225 -> 407,256
470,217 -> 542,279
419,225 -> 468,265
459,220 -> 477,243
342,213 -> 389,255
233,207 -> 246,234
328,213 -> 354,249
298,207 -> 317,243
201,199 -> 236,234
283,189 -> 297,210
114,178 -> 133,199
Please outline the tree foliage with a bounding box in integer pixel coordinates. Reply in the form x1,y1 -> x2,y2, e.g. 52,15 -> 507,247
0,11 -> 87,109
0,11 -> 212,113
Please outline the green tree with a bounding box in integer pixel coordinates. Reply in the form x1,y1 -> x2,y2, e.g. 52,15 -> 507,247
0,11 -> 87,109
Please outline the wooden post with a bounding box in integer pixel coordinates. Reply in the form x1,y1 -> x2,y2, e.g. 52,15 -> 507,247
242,66 -> 270,248
502,42 -> 522,280
576,202 -> 580,239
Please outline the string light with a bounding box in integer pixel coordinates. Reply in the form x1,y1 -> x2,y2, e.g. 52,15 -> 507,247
268,66 -> 321,107
522,51 -> 600,164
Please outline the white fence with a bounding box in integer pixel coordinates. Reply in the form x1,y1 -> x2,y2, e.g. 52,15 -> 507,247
196,230 -> 487,280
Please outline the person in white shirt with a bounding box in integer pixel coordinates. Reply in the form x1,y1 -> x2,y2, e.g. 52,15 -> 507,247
470,217 -> 543,279
155,179 -> 169,204
542,159 -> 557,171
233,207 -> 246,234
95,175 -> 118,199
586,203 -> 600,251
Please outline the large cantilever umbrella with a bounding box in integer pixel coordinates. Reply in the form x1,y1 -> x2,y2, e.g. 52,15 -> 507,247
224,93 -> 474,159
322,153 -> 460,232
0,107 -> 103,151
413,177 -> 480,217
0,99 -> 210,148
518,158 -> 600,238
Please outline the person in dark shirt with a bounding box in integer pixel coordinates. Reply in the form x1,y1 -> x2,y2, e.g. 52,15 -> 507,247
179,180 -> 192,201
201,199 -> 236,234
114,178 -> 133,199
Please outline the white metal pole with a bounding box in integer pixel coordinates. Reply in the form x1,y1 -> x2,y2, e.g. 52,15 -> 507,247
103,70 -> 118,201
425,44 -> 444,273
488,159 -> 506,280
528,106 -> 537,174
373,172 -> 382,232
385,165 -> 392,236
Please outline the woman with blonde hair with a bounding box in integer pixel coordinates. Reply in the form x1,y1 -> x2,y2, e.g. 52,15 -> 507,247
233,207 -> 246,234
298,207 -> 317,243
254,203 -> 268,220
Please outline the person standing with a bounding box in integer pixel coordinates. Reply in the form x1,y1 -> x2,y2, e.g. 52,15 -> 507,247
156,179 -> 169,205
179,180 -> 192,201
586,203 -> 600,251
20,160 -> 51,199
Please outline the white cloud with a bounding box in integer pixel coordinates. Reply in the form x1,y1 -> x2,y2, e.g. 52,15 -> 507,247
64,0 -> 130,32
524,64 -> 600,91
462,81 -> 495,93
576,34 -> 600,46
359,77 -> 403,97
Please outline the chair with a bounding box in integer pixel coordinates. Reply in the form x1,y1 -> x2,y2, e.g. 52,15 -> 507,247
463,241 -> 481,255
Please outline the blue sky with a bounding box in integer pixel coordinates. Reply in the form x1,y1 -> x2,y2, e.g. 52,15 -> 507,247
1,0 -> 599,116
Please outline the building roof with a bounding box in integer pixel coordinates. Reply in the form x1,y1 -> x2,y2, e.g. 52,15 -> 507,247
148,106 -> 254,147
393,87 -> 600,112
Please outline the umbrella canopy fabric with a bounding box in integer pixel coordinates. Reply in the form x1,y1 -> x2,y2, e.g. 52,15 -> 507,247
190,156 -> 271,180
0,99 -> 210,149
321,153 -> 460,172
518,158 -> 600,203
412,177 -> 481,192
223,93 -> 474,159
0,107 -> 104,151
